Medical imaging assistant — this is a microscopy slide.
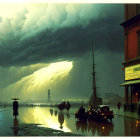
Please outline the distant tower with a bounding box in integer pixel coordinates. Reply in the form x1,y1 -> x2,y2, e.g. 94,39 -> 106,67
48,89 -> 50,102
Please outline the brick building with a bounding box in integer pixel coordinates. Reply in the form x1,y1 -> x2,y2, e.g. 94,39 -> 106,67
121,4 -> 140,111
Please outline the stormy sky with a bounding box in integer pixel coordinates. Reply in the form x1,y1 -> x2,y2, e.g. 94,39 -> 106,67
0,3 -> 124,103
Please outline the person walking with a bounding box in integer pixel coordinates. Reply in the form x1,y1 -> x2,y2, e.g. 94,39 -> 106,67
13,99 -> 19,118
117,102 -> 121,110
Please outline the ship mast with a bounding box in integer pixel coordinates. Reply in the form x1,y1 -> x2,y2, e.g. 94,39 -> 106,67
92,44 -> 97,108
89,43 -> 97,108
92,45 -> 96,108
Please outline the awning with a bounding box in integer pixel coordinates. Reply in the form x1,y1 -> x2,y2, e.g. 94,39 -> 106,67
121,79 -> 140,86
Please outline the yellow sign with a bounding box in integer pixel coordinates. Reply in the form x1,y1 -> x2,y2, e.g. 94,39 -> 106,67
125,64 -> 140,80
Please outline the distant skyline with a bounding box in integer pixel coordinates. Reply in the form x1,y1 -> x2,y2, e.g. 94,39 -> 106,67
0,3 -> 124,102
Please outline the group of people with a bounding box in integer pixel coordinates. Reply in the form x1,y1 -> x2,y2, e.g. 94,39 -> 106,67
57,101 -> 71,111
75,104 -> 91,121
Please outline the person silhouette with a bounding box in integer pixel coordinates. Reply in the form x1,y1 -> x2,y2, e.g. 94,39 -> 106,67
78,105 -> 86,120
57,102 -> 65,111
75,104 -> 87,121
117,102 -> 121,110
13,100 -> 19,118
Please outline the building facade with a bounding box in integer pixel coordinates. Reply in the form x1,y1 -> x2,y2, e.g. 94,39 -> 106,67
121,4 -> 140,111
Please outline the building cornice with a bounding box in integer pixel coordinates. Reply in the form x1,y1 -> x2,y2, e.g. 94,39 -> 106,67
120,14 -> 140,27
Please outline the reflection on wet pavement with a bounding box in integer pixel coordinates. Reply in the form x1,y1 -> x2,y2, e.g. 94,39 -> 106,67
54,110 -> 57,116
49,109 -> 53,116
0,107 -> 140,136
13,118 -> 19,136
58,111 -> 64,129
76,120 -> 114,136
19,107 -> 71,132
124,117 -> 140,136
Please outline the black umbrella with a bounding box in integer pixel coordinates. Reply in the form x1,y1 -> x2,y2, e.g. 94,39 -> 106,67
11,98 -> 20,100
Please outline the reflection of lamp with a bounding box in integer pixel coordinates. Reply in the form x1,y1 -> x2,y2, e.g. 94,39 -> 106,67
136,120 -> 140,125
102,126 -> 105,130
136,92 -> 138,96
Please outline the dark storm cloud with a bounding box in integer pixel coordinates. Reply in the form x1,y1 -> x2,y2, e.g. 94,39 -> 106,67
0,4 -> 124,67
